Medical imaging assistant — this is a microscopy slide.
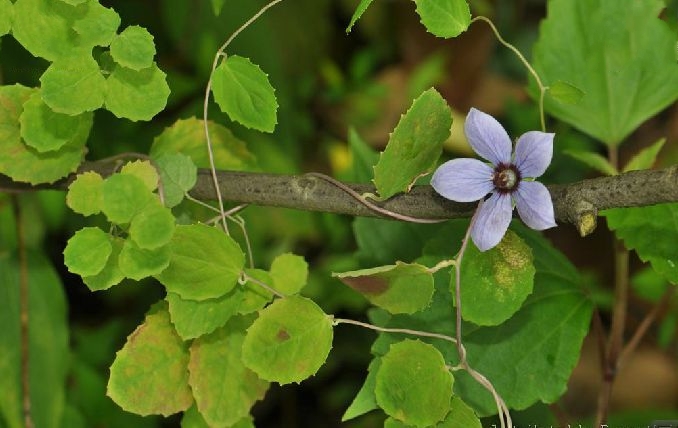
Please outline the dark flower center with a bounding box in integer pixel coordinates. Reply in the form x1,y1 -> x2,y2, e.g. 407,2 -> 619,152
492,163 -> 521,193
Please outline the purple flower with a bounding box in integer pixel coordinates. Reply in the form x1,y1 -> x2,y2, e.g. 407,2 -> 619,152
431,108 -> 556,251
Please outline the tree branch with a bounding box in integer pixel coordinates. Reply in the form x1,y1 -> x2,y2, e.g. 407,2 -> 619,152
2,163 -> 677,235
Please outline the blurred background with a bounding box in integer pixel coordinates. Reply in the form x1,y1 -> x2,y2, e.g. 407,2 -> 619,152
1,0 -> 678,426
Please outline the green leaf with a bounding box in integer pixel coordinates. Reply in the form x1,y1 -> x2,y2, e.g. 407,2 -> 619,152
0,0 -> 13,36
375,339 -> 452,427
242,296 -> 333,384
631,266 -> 671,302
269,253 -> 309,295
212,55 -> 278,132
107,302 -> 193,416
150,118 -> 257,170
188,318 -> 268,427
129,204 -> 175,250
532,0 -> 678,145
348,127 -> 379,183
72,1 -> 120,47
334,262 -> 434,314
104,63 -> 170,121
63,227 -> 112,277
345,0 -> 375,33
342,358 -> 380,421
155,224 -> 245,300
67,171 -> 104,216
210,0 -> 225,16
459,230 -> 535,326
40,55 -> 106,115
110,25 -> 156,70
152,153 -> 197,208
19,92 -> 93,153
413,0 -> 471,38
166,290 -> 243,340
101,173 -> 155,224
82,237 -> 125,291
622,138 -> 666,173
373,88 -> 452,199
0,85 -> 87,184
118,238 -> 171,280
0,252 -> 69,428
563,149 -> 618,176
238,268 -> 274,315
603,204 -> 678,284
439,396 -> 482,428
120,160 -> 159,191
547,80 -> 585,105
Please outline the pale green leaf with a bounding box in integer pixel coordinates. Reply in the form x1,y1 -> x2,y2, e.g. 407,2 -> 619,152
563,149 -> 618,176
110,25 -> 156,70
622,138 -> 666,172
82,237 -> 125,291
155,224 -> 245,300
72,1 -> 120,47
104,63 -> 170,121
166,290 -> 243,340
242,296 -> 333,384
63,227 -> 112,277
413,0 -> 471,38
238,268 -> 274,315
20,92 -> 93,153
375,339 -> 452,427
345,0 -> 375,33
152,153 -> 197,207
188,318 -> 268,427
129,204 -> 175,250
212,55 -> 278,132
342,358 -> 380,421
40,55 -> 106,115
269,253 -> 308,295
118,239 -> 171,280
66,171 -> 104,216
107,302 -> 193,416
0,0 -> 12,36
334,262 -> 434,314
120,160 -> 159,191
547,80 -> 585,105
101,173 -> 155,224
373,88 -> 452,199
532,0 -> 678,145
384,396 -> 481,428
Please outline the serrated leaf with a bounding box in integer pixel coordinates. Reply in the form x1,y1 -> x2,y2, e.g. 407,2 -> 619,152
242,296 -> 333,384
532,0 -> 678,145
413,0 -> 471,39
270,253 -> 308,295
0,85 -> 87,184
82,237 -> 125,291
345,0 -> 375,33
104,63 -> 170,121
384,396 -> 481,428
129,204 -> 175,250
63,227 -> 112,277
72,1 -> 120,47
459,230 -> 535,326
152,153 -> 197,207
67,171 -> 104,216
563,149 -> 618,176
40,55 -> 106,115
603,204 -> 678,284
101,173 -> 155,224
0,0 -> 13,36
334,262 -> 434,314
167,290 -> 243,340
118,238 -> 171,280
150,118 -> 257,170
110,25 -> 156,70
622,138 -> 666,172
548,80 -> 584,105
376,339 -> 452,427
342,358 -> 380,421
212,55 -> 278,132
155,224 -> 245,300
107,302 -> 193,416
373,88 -> 452,199
239,268 -> 274,314
188,318 -> 268,427
120,160 -> 159,191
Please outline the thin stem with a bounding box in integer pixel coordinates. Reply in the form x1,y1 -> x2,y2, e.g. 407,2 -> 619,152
428,259 -> 456,274
11,195 -> 33,428
333,318 -> 457,344
471,16 -> 547,132
305,172 -> 446,224
240,271 -> 285,298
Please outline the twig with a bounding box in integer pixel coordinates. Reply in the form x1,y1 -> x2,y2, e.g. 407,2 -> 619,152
240,271 -> 285,298
333,318 -> 457,344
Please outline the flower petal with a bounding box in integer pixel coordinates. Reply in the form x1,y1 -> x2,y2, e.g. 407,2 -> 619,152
464,108 -> 512,166
431,158 -> 494,202
514,131 -> 554,178
471,193 -> 512,252
514,181 -> 557,230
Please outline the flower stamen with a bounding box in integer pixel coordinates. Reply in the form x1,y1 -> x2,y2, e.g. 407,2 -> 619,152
492,164 -> 521,192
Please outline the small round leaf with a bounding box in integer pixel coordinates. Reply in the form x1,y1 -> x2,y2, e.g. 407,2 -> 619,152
40,55 -> 106,115
109,25 -> 156,70
118,238 -> 170,280
101,173 -> 155,224
82,237 -> 125,291
63,227 -> 112,277
269,253 -> 308,295
129,204 -> 175,250
66,171 -> 104,216
104,63 -> 170,121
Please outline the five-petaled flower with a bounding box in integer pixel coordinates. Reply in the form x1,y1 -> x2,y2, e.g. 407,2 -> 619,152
431,108 -> 556,251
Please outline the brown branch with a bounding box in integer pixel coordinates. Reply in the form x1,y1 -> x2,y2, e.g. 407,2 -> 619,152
1,163 -> 678,234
